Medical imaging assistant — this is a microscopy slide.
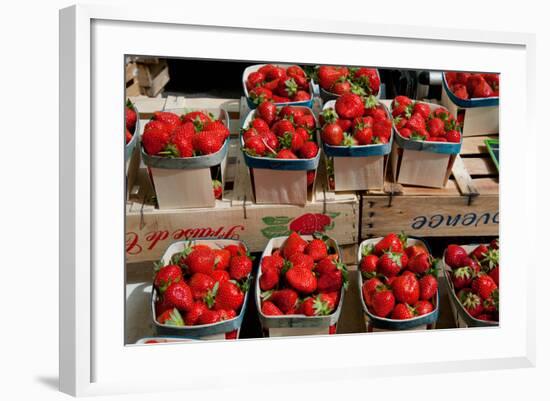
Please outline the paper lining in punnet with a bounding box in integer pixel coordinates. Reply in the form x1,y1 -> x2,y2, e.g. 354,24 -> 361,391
151,238 -> 251,340
390,101 -> 462,188
318,67 -> 382,103
140,107 -> 230,209
125,102 -> 140,161
240,106 -> 320,205
357,237 -> 440,331
242,64 -> 314,109
440,244 -> 499,328
255,235 -> 346,337
440,72 -> 499,136
321,99 -> 392,191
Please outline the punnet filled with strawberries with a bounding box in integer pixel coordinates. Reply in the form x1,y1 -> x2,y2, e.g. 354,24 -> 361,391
151,239 -> 254,339
243,64 -> 312,109
256,232 -> 348,335
444,72 -> 499,101
125,99 -> 139,160
140,107 -> 230,208
240,101 -> 320,205
358,233 -> 439,330
442,240 -> 499,327
315,65 -> 380,101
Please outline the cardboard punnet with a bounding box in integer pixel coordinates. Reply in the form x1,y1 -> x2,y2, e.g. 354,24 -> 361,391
318,67 -> 381,103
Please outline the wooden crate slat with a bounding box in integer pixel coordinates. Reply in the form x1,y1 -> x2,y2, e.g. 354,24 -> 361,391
462,156 -> 498,176
460,135 -> 498,155
451,155 -> 480,197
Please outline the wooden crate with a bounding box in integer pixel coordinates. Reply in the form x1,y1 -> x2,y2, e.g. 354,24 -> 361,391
361,135 -> 499,238
125,62 -> 141,97
125,96 -> 359,263
125,58 -> 170,97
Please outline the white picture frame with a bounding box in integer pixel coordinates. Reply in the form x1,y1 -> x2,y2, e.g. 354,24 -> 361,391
59,4 -> 536,397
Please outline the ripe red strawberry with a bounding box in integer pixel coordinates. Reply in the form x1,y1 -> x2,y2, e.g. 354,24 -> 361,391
427,117 -> 445,137
490,239 -> 499,250
405,245 -> 428,259
322,123 -> 344,145
460,291 -> 483,317
276,149 -> 298,159
212,180 -> 223,200
391,303 -> 415,320
213,249 -> 231,270
155,294 -> 174,316
285,267 -> 317,294
268,289 -> 298,313
392,274 -> 420,305
154,264 -> 183,293
261,254 -> 285,273
193,131 -> 223,155
224,244 -> 247,257
164,281 -> 194,312
125,105 -> 137,131
472,274 -> 497,299
261,301 -> 283,316
399,128 -> 412,138
297,141 -> 318,159
335,93 -> 364,119
183,302 -> 208,325
362,278 -> 383,306
280,131 -> 305,152
446,130 -> 461,143
374,233 -> 404,256
391,96 -> 413,117
260,267 -> 279,291
452,266 -> 473,290
419,274 -> 438,300
142,128 -> 171,156
371,288 -> 395,317
332,80 -> 351,95
406,113 -> 426,132
153,111 -> 181,129
260,130 -> 279,150
412,103 -> 431,119
244,136 -> 267,156
279,105 -> 304,119
125,128 -> 132,144
377,252 -> 404,277
471,244 -> 489,262
247,71 -> 265,89
214,280 -> 244,311
483,292 -> 498,313
408,253 -> 431,274
229,255 -> 252,281
272,119 -> 295,137
288,253 -> 314,270
272,95 -> 291,103
445,245 -> 468,268
204,120 -> 230,141
276,77 -> 299,98
461,256 -> 481,275
186,247 -> 215,275
414,300 -> 434,316
452,84 -> 469,100
476,313 -> 494,322
181,111 -> 212,126
188,273 -> 215,301
282,232 -> 308,259
197,309 -> 222,325
472,79 -> 493,98
250,118 -> 270,133
359,254 -> 379,276
354,127 -> 373,145
372,119 -> 392,140
157,308 -> 184,326
318,65 -> 348,90
257,101 -> 277,125
354,68 -> 380,94
302,295 -> 333,316
249,87 -> 273,104
305,239 -> 328,261
210,269 -> 230,284
489,266 -> 499,286
317,268 -> 344,292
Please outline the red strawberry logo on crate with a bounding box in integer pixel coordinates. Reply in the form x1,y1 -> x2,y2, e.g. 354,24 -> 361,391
261,212 -> 340,238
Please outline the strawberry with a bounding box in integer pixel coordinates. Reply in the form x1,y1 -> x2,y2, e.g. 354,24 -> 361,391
406,112 -> 426,132
257,101 -> 277,125
261,254 -> 285,273
446,130 -> 461,143
419,274 -> 438,300
391,274 -> 420,305
279,105 -> 304,119
301,295 -> 333,316
412,103 -> 431,119
155,294 -> 174,316
266,289 -> 298,314
408,253 -> 431,274
332,80 -> 351,95
186,247 -> 215,275
213,249 -> 231,270
471,244 -> 489,262
335,93 -> 364,119
125,104 -> 137,131
247,71 -> 265,89
354,127 -> 373,145
317,268 -> 344,292
153,111 -> 181,129
244,136 -> 266,156
305,239 -> 328,261
445,245 -> 468,268
282,232 -> 308,259
181,111 -> 212,126
260,267 -> 280,291
154,264 -> 183,293
210,269 -> 230,284
307,170 -> 316,187
288,253 -> 314,270
489,266 -> 499,286
188,273 -> 215,301
374,233 -> 404,255
193,131 -> 223,155
295,127 -> 310,143
391,303 -> 415,320
433,107 -> 451,121
371,288 -> 395,317
164,281 -> 194,312
362,278 -> 383,306
280,131 -> 304,152
414,300 -> 434,316
214,280 -> 244,311
142,128 -> 171,156
476,313 -> 495,322
224,244 -> 247,257
452,84 -> 469,100
405,245 -> 428,259
472,274 -> 497,300
377,252 -> 404,277
229,255 -> 252,281
271,119 -> 295,137
461,256 -> 481,275
157,308 -> 184,326
354,68 -> 380,94
483,292 -> 498,313
125,128 -> 133,144
249,87 -> 273,104
391,96 -> 413,117
212,180 -> 223,200
197,309 -> 222,325
250,118 -> 270,133
261,301 -> 283,316
399,128 -> 412,138
276,77 -> 299,98
183,302 -> 207,325
460,291 -> 483,317
260,130 -> 279,150
451,266 -> 473,290
276,149 -> 298,159
322,123 -> 344,145
295,114 -> 315,130
318,65 -> 348,90
359,254 -> 378,277
472,79 -> 493,98
427,117 -> 445,137
285,267 -> 317,294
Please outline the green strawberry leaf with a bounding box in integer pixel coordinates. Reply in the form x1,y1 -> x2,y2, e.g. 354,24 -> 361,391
262,216 -> 293,225
261,226 -> 291,239
326,212 -> 341,219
